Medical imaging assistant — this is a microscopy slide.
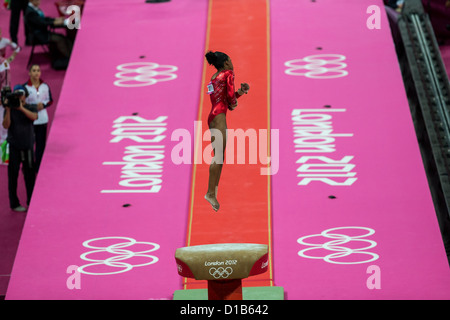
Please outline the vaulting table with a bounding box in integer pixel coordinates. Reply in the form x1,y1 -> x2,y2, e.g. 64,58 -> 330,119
174,243 -> 283,300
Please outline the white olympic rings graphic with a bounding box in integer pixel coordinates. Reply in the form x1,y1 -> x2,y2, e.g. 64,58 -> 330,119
78,236 -> 160,275
209,267 -> 233,279
297,226 -> 379,265
285,54 -> 348,79
114,62 -> 178,87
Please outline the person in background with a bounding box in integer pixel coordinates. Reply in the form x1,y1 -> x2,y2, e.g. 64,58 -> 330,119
2,85 -> 38,212
0,28 -> 20,149
0,28 -> 20,88
24,64 -> 52,172
25,0 -> 72,68
8,0 -> 29,45
384,0 -> 404,12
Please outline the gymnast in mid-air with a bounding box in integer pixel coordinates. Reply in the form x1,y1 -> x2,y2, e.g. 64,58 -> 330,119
204,51 -> 250,212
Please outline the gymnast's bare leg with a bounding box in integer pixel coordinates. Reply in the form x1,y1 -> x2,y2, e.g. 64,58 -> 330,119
205,113 -> 227,212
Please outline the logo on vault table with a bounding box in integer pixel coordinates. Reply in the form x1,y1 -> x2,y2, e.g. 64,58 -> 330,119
285,54 -> 348,79
209,267 -> 233,279
297,226 -> 379,265
114,62 -> 178,87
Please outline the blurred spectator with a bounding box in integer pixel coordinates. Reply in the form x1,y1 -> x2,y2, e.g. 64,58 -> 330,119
9,0 -> 29,45
25,0 -> 73,68
0,27 -> 20,147
385,0 -> 404,12
24,64 -> 52,172
396,0 -> 404,12
2,84 -> 38,212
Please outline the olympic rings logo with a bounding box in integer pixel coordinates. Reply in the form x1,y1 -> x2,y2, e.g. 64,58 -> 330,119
78,236 -> 160,275
297,227 -> 379,265
114,62 -> 178,87
209,267 -> 233,279
285,54 -> 348,79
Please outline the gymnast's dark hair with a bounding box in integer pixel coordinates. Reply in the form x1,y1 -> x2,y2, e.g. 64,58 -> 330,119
205,51 -> 229,70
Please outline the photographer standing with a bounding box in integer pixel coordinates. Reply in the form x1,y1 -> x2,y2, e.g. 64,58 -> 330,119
2,85 -> 38,212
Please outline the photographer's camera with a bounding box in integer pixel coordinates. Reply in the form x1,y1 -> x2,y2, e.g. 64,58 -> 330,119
1,86 -> 24,108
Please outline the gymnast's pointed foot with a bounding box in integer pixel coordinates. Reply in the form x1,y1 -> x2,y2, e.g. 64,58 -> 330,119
205,193 -> 220,212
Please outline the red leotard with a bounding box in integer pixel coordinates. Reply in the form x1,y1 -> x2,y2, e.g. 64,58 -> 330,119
207,69 -> 242,125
